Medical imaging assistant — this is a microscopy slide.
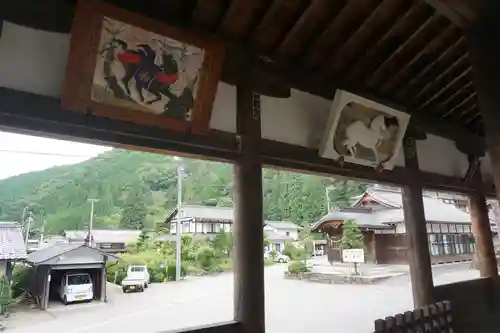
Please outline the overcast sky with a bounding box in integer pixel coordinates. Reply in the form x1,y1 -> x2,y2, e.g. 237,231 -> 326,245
0,131 -> 111,180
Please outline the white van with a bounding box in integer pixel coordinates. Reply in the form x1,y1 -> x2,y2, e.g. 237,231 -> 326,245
59,272 -> 93,305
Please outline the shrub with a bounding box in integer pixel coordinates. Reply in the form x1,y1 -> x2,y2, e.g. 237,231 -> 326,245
11,265 -> 32,298
165,262 -> 187,281
218,259 -> 232,271
0,276 -> 12,314
288,261 -> 309,274
196,246 -> 216,271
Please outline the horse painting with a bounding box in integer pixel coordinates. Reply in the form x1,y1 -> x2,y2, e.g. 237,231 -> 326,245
92,17 -> 204,120
341,114 -> 399,165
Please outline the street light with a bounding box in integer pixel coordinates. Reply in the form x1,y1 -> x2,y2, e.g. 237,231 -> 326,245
174,156 -> 185,281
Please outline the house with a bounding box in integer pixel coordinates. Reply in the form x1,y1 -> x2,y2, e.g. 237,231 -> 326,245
0,222 -> 27,281
311,185 -> 490,265
170,205 -> 234,234
63,229 -> 142,253
263,221 -> 300,253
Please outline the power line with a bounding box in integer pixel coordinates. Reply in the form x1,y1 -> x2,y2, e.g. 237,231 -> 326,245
0,149 -> 95,158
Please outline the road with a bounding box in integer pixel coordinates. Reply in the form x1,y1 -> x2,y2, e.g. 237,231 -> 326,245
8,262 -> 478,333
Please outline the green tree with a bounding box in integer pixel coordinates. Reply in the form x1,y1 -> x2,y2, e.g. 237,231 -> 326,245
211,232 -> 233,258
340,220 -> 364,249
120,186 -> 149,229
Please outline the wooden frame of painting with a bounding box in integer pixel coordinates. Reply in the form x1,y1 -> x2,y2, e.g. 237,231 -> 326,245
319,90 -> 410,170
62,0 -> 224,134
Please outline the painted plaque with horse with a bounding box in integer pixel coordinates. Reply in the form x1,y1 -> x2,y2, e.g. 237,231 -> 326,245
319,90 -> 410,170
62,0 -> 224,134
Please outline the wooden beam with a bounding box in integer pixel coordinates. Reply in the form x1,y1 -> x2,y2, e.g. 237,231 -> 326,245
233,84 -> 265,333
422,0 -> 471,27
401,135 -> 434,308
423,0 -> 500,28
0,87 -> 492,196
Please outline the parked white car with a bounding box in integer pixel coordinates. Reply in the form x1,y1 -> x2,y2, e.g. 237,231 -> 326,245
122,264 -> 150,293
264,251 -> 290,263
314,249 -> 325,256
59,272 -> 93,305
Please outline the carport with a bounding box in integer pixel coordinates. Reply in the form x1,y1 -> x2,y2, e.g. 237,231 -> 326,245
26,243 -> 118,310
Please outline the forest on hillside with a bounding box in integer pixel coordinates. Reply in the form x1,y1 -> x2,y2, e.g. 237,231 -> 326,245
0,149 -> 367,234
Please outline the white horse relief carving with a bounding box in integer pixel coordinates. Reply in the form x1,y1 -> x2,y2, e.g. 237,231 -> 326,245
341,114 -> 398,166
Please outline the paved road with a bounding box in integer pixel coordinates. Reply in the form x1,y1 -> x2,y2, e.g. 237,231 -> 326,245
7,262 -> 478,333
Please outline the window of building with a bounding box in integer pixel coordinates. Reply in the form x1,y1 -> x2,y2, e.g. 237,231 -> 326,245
286,231 -> 290,236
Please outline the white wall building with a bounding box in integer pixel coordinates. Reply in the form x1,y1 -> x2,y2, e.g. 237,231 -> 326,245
170,205 -> 233,235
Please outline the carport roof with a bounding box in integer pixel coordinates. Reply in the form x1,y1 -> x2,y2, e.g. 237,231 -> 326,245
26,243 -> 118,265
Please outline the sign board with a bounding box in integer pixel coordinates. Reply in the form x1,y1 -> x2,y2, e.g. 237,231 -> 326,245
342,249 -> 365,263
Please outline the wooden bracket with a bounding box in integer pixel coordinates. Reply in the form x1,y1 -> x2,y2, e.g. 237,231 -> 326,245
463,155 -> 481,184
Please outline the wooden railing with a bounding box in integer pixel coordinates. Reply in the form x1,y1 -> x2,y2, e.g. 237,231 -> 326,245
374,301 -> 453,333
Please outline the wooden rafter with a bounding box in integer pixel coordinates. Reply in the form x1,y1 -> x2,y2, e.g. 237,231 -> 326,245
219,0 -> 268,38
438,81 -> 473,113
411,53 -> 469,103
464,111 -> 481,124
395,36 -> 467,100
454,101 -> 478,120
442,92 -> 476,118
305,0 -> 378,68
276,0 -> 345,59
417,67 -> 472,110
191,0 -> 228,29
327,0 -> 410,75
345,1 -> 431,82
379,25 -> 460,95
251,0 -> 306,52
365,13 -> 446,88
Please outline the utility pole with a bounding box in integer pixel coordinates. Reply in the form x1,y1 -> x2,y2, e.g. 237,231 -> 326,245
24,211 -> 33,245
174,157 -> 184,281
86,199 -> 98,246
40,220 -> 46,244
325,187 -> 332,213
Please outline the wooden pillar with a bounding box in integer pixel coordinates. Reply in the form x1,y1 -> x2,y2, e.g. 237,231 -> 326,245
469,184 -> 498,278
233,83 -> 265,333
402,135 -> 434,307
468,12 -> 500,208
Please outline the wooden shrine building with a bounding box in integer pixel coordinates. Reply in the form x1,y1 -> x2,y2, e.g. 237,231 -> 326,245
4,0 -> 500,332
312,185 -> 490,264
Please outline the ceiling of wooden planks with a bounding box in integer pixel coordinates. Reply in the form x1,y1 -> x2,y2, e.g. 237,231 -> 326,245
4,0 -> 500,137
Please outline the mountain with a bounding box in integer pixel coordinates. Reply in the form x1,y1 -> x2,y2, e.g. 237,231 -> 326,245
0,149 -> 366,234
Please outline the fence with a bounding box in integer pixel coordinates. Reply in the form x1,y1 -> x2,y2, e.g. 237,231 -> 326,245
374,301 -> 453,333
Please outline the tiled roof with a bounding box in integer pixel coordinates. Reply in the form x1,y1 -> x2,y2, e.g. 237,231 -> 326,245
26,243 -> 119,265
264,230 -> 294,241
64,229 -> 141,244
312,186 -> 489,231
26,243 -> 82,264
178,205 -> 234,222
0,222 -> 27,260
265,221 -> 300,230
311,210 -> 392,231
